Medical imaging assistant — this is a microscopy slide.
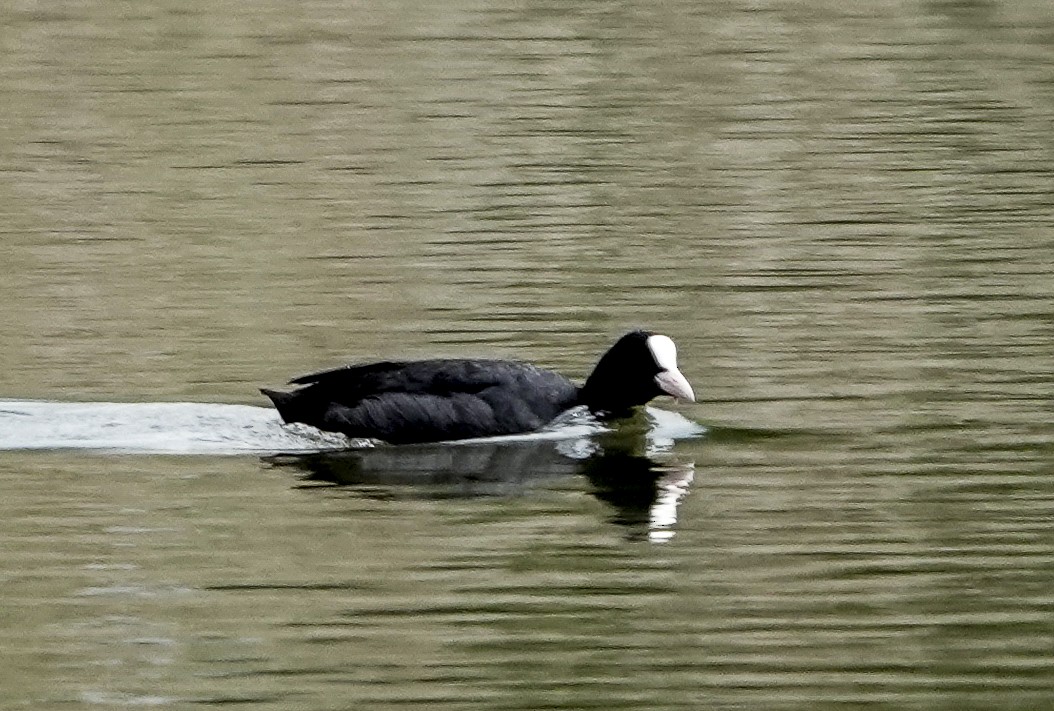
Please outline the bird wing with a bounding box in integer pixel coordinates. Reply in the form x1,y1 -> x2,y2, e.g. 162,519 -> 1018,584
321,390 -> 509,444
289,360 -> 410,386
286,359 -> 579,443
290,359 -> 529,398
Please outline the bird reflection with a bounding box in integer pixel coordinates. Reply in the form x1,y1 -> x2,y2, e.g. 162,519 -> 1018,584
579,452 -> 694,543
264,422 -> 696,542
577,426 -> 695,543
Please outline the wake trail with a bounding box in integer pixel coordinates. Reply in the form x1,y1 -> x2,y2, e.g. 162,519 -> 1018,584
0,400 -> 703,456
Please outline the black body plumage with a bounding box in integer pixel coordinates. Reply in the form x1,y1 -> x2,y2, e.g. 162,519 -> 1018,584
261,330 -> 693,445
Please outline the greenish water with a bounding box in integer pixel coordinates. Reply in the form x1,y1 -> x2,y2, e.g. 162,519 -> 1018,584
1,0 -> 1052,708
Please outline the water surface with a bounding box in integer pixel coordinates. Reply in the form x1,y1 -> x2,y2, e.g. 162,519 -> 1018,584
1,0 -> 1053,709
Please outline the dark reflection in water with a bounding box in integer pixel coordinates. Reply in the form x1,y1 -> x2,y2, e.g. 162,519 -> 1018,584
266,430 -> 696,543
580,452 -> 693,539
269,440 -> 583,496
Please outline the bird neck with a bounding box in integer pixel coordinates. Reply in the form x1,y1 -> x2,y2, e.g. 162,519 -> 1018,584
579,374 -> 644,419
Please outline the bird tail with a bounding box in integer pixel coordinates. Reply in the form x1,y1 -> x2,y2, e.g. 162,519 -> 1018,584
260,388 -> 307,424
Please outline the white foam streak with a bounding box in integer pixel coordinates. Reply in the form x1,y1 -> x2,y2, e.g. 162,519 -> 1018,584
0,400 -> 704,456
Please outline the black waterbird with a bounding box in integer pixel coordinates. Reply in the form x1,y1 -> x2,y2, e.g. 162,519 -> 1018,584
261,330 -> 694,445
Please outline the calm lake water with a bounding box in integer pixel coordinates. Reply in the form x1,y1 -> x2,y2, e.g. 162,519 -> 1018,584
2,0 -> 1053,708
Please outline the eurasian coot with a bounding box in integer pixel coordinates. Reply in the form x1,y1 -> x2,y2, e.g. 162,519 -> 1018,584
261,330 -> 694,444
